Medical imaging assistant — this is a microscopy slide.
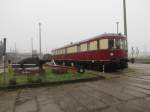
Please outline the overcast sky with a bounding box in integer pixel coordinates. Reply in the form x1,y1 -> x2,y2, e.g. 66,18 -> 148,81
0,0 -> 149,53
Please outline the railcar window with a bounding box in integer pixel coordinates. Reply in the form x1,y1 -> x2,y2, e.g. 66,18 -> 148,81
56,50 -> 58,55
89,41 -> 97,51
67,46 -> 77,54
80,43 -> 88,52
51,50 -> 54,55
125,40 -> 127,50
55,50 -> 57,55
62,49 -> 66,54
53,51 -> 56,55
61,49 -> 63,54
115,39 -> 121,49
58,49 -> 60,54
122,40 -> 126,49
58,50 -> 60,55
77,45 -> 80,52
109,39 -> 114,49
60,49 -> 63,54
120,39 -> 123,49
99,39 -> 108,50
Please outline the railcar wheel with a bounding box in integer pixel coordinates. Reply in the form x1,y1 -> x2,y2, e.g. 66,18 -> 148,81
120,61 -> 128,69
104,63 -> 116,72
110,62 -> 117,72
124,62 -> 128,68
104,63 -> 110,73
99,65 -> 103,72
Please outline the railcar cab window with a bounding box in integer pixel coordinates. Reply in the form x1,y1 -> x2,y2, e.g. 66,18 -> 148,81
125,40 -> 128,50
109,39 -> 114,49
115,39 -> 127,50
123,39 -> 128,50
115,39 -> 121,49
99,39 -> 108,50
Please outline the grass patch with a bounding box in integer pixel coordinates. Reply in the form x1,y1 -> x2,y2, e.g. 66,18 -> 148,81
45,69 -> 98,82
0,68 -> 99,88
0,73 -> 3,86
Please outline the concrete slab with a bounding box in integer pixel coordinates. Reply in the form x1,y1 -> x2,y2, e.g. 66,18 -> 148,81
1,64 -> 150,112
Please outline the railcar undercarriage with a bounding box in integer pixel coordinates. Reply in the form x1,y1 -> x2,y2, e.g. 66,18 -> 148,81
54,59 -> 128,73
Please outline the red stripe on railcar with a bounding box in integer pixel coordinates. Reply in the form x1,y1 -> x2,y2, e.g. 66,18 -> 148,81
53,50 -> 127,61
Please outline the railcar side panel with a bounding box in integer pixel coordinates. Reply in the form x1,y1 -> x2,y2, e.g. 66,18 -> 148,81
53,50 -> 127,61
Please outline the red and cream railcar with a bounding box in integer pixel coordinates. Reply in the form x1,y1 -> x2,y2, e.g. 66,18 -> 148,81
51,33 -> 128,72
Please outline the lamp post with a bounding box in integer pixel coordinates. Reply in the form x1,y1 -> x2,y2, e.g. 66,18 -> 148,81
123,0 -> 127,36
116,22 -> 119,34
31,37 -> 33,57
39,22 -> 42,58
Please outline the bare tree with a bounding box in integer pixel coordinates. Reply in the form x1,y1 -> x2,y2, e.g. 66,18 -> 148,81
136,47 -> 140,58
131,47 -> 135,58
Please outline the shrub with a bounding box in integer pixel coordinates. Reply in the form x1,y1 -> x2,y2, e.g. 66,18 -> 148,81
9,78 -> 17,85
52,68 -> 67,74
27,76 -> 43,83
27,76 -> 34,83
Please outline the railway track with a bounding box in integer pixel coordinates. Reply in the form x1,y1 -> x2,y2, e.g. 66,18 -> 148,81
135,59 -> 150,64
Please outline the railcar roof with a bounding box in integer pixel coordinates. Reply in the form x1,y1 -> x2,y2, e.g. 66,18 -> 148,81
52,33 -> 126,51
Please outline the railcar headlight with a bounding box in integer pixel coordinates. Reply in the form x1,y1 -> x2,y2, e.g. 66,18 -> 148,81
110,52 -> 114,56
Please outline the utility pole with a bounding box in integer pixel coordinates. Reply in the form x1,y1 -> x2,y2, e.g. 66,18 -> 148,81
3,38 -> 6,84
14,43 -> 17,62
39,22 -> 42,59
116,22 -> 119,34
45,46 -> 47,54
31,38 -> 33,57
123,0 -> 127,36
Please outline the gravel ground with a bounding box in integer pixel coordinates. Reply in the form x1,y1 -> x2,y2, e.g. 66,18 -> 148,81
1,63 -> 150,112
